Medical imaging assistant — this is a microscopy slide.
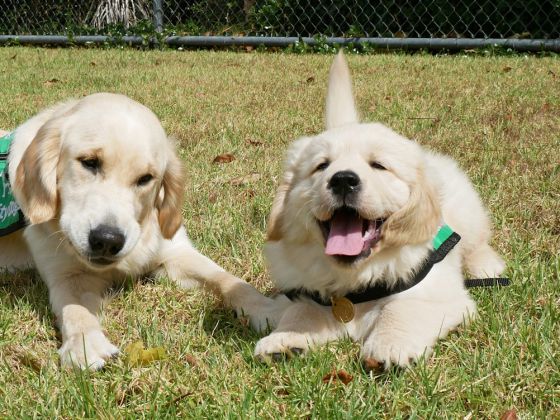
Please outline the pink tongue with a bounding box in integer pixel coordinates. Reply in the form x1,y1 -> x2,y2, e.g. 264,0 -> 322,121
325,212 -> 365,256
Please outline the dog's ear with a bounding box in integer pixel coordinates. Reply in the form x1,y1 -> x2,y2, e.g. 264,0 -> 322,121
325,50 -> 359,130
381,168 -> 441,248
15,120 -> 62,224
157,148 -> 185,239
267,136 -> 313,242
267,174 -> 292,241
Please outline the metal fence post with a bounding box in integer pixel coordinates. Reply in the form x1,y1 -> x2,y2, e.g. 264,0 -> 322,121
153,0 -> 163,33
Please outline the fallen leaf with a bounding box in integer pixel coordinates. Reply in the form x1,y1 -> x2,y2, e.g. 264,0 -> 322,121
90,61 -> 96,67
322,369 -> 353,385
500,409 -> 518,420
155,60 -> 161,66
10,54 -> 16,59
125,340 -> 166,366
548,70 -> 557,79
208,191 -> 218,203
44,78 -> 61,86
502,66 -> 512,73
184,354 -> 199,366
363,357 -> 384,373
276,388 -> 289,396
229,172 -> 261,186
212,153 -> 235,164
245,45 -> 254,52
247,139 -> 263,147
306,76 -> 315,83
124,341 -> 144,365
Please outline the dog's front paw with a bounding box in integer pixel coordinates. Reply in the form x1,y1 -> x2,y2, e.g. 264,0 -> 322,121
59,330 -> 119,370
235,294 -> 292,333
361,330 -> 434,369
254,332 -> 311,361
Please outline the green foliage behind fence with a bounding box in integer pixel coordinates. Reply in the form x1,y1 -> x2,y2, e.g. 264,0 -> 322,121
1,0 -> 559,39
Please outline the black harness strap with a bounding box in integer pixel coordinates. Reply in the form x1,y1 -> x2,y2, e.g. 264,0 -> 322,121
284,231 -> 509,307
464,277 -> 510,288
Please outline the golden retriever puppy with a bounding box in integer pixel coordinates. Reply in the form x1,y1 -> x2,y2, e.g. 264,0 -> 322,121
227,53 -> 506,368
0,93 -> 231,369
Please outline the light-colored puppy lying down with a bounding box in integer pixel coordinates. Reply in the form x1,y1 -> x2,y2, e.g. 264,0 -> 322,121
0,93 -> 245,369
219,52 -> 506,368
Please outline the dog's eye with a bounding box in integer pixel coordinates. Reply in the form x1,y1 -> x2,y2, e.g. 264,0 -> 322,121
137,174 -> 154,186
80,157 -> 101,173
315,161 -> 330,173
370,161 -> 386,170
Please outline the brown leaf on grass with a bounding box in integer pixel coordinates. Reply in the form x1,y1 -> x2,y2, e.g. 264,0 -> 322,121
322,369 -> 353,385
90,61 -> 96,67
276,388 -> 289,396
500,409 -> 518,420
212,153 -> 235,164
502,66 -> 513,73
208,191 -> 218,203
306,76 -> 315,84
548,70 -> 557,79
229,172 -> 261,186
247,139 -> 263,147
184,354 -> 199,366
363,357 -> 384,373
44,78 -> 62,86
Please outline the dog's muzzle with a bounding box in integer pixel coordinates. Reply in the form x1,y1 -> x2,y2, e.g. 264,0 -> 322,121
88,224 -> 125,263
328,170 -> 361,198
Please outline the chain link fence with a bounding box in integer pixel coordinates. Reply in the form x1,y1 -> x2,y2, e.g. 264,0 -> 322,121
0,1 -> 559,50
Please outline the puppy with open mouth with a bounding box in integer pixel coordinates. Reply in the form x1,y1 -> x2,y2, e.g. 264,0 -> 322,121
232,52 -> 506,368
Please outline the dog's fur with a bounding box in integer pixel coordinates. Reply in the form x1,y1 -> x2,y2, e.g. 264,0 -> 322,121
227,52 -> 506,368
0,93 -> 239,369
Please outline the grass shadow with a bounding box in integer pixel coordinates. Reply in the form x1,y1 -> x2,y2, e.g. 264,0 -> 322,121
0,269 -> 53,328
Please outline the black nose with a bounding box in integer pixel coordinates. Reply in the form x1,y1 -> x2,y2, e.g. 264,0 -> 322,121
328,170 -> 361,196
88,225 -> 125,257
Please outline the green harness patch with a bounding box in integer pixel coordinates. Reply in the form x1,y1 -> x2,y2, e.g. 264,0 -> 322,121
0,132 -> 26,236
433,224 -> 454,250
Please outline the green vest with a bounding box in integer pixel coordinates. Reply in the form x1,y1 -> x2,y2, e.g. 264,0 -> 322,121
0,132 -> 26,236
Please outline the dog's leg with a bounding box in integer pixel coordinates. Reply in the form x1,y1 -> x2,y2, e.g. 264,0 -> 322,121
46,273 -> 119,370
0,230 -> 34,272
464,243 -> 505,278
361,296 -> 476,369
23,224 -> 118,369
254,300 -> 347,359
159,227 -> 284,332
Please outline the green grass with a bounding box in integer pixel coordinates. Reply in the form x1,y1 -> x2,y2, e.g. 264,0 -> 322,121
0,48 -> 558,418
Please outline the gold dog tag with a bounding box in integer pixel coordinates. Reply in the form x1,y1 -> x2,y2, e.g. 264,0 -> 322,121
331,297 -> 355,323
